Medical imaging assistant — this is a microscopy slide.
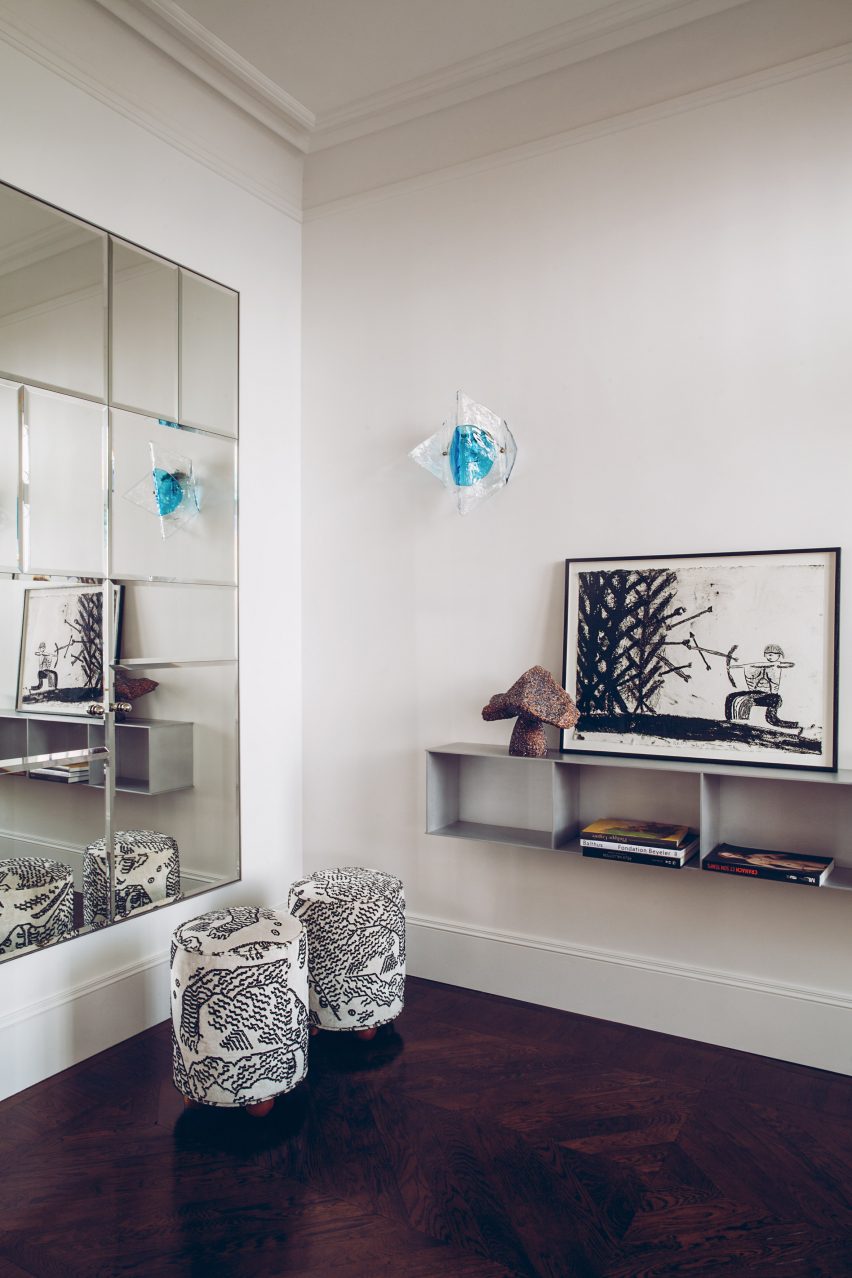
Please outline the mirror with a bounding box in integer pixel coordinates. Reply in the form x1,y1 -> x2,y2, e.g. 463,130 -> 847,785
0,180 -> 240,963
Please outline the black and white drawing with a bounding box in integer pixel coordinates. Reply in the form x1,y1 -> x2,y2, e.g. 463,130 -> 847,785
562,550 -> 839,769
16,585 -> 123,715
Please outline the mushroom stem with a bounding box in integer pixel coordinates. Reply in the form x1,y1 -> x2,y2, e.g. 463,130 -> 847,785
509,715 -> 548,757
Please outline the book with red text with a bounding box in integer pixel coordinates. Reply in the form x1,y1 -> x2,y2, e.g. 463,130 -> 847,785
702,844 -> 834,887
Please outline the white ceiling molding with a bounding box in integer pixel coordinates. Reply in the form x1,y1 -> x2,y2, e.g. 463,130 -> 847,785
310,0 -> 754,150
303,41 -> 852,221
92,0 -> 315,152
0,4 -> 303,222
93,0 -> 751,153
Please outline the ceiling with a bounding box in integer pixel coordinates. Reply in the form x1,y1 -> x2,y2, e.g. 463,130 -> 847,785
94,0 -> 752,150
175,0 -> 610,119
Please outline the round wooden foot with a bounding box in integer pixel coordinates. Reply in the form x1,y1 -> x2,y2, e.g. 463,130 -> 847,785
310,1025 -> 320,1037
245,1098 -> 275,1118
182,1095 -> 201,1109
355,1026 -> 378,1041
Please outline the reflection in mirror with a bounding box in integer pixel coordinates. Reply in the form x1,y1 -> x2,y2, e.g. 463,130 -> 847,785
25,387 -> 107,576
0,575 -> 107,957
0,378 -> 18,571
0,179 -> 240,964
0,183 -> 106,399
0,574 -> 240,962
111,411 -> 236,584
111,239 -> 178,420
180,270 -> 238,437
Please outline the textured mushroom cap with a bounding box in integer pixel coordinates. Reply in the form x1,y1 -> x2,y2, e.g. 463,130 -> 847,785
482,665 -> 579,728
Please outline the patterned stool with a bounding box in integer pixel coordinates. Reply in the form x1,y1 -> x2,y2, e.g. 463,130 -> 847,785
0,857 -> 74,956
84,830 -> 180,928
170,905 -> 309,1116
288,866 -> 406,1039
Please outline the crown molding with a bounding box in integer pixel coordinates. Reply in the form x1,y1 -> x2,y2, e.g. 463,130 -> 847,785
92,0 -> 751,153
0,5 -> 303,222
92,0 -> 314,152
303,41 -> 852,221
310,0 -> 752,149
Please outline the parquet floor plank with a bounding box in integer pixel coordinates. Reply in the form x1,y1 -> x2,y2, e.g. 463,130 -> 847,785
1,976 -> 851,1277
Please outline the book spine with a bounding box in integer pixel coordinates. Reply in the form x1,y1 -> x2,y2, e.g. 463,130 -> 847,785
582,847 -> 687,868
582,831 -> 687,849
701,861 -> 821,886
580,837 -> 692,858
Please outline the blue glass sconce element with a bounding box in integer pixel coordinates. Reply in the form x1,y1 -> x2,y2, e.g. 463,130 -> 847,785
410,390 -> 517,514
124,442 -> 201,539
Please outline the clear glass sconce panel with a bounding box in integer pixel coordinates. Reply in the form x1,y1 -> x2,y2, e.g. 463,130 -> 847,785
25,388 -> 107,577
111,410 -> 236,584
0,379 -> 19,571
110,238 -> 178,421
0,184 -> 107,400
180,270 -> 238,437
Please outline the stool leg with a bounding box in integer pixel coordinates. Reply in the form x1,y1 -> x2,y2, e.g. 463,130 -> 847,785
245,1098 -> 275,1118
355,1026 -> 378,1041
182,1096 -> 201,1109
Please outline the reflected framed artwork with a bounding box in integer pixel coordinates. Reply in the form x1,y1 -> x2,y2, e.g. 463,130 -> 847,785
561,549 -> 839,770
17,585 -> 123,716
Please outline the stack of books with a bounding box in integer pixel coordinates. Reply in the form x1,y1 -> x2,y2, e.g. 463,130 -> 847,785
702,843 -> 834,887
29,759 -> 90,784
580,818 -> 699,869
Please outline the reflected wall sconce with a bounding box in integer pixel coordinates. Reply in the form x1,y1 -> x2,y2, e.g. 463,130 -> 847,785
124,442 -> 201,539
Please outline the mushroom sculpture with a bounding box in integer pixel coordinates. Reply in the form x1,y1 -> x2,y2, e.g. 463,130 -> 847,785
482,665 -> 579,758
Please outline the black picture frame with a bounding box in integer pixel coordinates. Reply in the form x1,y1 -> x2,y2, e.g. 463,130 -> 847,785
561,548 -> 840,771
16,584 -> 124,716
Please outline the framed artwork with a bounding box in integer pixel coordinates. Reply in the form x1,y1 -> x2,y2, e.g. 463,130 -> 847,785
17,585 -> 123,716
561,549 -> 839,770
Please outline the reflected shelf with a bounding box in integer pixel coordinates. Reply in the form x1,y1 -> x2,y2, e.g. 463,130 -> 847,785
113,658 -> 237,669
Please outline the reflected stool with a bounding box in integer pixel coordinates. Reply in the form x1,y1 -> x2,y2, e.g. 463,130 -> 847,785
171,905 -> 309,1116
83,830 -> 180,928
0,856 -> 74,956
288,866 -> 406,1039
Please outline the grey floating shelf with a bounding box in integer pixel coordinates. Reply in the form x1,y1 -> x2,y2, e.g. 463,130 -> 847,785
427,743 -> 852,893
0,711 -> 193,795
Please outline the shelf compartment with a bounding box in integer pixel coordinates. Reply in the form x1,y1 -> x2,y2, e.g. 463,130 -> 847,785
427,749 -> 557,849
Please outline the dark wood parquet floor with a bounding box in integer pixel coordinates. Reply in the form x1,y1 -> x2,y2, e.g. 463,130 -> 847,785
1,977 -> 852,1277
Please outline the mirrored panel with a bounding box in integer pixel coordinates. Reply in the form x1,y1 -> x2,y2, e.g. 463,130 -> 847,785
24,387 -> 107,577
111,410 -> 236,584
0,179 -> 240,964
111,238 -> 178,420
0,575 -> 108,959
0,183 -> 106,399
180,269 -> 238,437
0,378 -> 18,571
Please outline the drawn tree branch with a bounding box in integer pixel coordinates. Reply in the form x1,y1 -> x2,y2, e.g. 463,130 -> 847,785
63,592 -> 103,689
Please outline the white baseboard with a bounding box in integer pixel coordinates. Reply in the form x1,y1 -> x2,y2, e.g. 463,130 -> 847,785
0,952 -> 169,1102
407,913 -> 852,1076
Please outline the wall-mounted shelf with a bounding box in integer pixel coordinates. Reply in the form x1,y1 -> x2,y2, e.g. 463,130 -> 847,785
427,743 -> 852,892
0,710 -> 193,795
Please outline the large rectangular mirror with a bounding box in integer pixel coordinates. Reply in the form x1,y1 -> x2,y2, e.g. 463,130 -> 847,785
0,180 -> 240,963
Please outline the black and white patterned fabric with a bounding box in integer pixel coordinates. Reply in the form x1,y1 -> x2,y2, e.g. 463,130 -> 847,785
170,905 -> 309,1108
84,830 -> 181,928
288,866 -> 405,1031
0,856 -> 74,956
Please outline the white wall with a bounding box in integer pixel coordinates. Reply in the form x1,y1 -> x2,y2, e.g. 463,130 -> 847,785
302,54 -> 852,1072
0,7 -> 302,1099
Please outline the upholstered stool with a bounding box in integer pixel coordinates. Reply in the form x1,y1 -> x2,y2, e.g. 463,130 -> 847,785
171,905 -> 309,1115
288,866 -> 406,1039
83,830 -> 180,928
0,856 -> 74,956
